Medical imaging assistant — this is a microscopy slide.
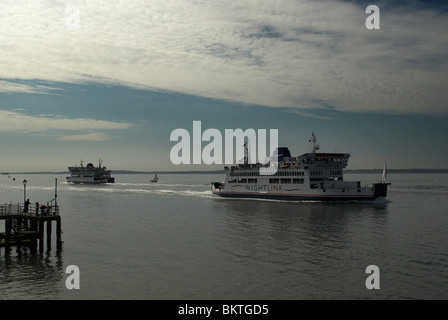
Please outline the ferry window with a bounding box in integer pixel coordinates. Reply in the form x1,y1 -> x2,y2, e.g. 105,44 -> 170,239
293,178 -> 304,184
238,178 -> 247,183
281,178 -> 291,184
269,178 -> 279,184
248,178 -> 257,183
228,179 -> 237,183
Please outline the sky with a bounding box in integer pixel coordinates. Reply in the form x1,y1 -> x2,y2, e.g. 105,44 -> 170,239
0,0 -> 447,172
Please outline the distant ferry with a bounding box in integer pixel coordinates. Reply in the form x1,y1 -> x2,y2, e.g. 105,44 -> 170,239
211,132 -> 390,201
66,159 -> 115,184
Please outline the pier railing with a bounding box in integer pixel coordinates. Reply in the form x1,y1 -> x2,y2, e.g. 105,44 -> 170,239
0,202 -> 59,217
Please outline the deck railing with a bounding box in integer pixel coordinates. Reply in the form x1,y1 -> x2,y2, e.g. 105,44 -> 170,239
0,202 -> 59,217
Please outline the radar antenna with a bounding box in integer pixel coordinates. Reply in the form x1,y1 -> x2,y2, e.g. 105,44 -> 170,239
309,131 -> 320,153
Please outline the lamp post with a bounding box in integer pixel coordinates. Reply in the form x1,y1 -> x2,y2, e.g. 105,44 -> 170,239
23,179 -> 27,211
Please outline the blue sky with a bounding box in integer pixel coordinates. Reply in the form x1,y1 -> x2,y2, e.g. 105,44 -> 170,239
1,0 -> 447,172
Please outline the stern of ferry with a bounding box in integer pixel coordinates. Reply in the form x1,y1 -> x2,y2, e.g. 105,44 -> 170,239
372,182 -> 390,199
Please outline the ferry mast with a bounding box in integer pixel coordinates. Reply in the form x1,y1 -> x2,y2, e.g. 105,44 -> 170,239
309,131 -> 320,153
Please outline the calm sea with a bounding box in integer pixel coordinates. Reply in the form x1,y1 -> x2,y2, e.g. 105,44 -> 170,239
0,172 -> 447,300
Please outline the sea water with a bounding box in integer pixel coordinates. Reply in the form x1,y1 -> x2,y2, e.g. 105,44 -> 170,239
0,173 -> 447,300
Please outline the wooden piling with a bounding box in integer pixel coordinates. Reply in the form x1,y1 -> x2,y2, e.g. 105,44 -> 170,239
5,218 -> 11,253
46,220 -> 52,251
56,216 -> 62,251
38,219 -> 44,253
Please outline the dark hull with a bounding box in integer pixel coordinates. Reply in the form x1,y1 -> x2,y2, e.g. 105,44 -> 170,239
212,192 -> 379,201
66,177 -> 115,184
211,182 -> 389,201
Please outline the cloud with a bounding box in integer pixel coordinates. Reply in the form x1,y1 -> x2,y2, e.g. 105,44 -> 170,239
0,80 -> 64,94
0,0 -> 447,115
57,132 -> 114,141
0,109 -> 132,134
286,108 -> 333,120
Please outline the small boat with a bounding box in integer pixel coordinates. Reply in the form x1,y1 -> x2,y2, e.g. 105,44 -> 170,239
381,162 -> 391,185
150,173 -> 158,183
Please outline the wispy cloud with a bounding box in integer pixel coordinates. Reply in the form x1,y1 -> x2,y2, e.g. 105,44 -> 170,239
0,80 -> 64,95
0,0 -> 447,114
57,132 -> 115,141
0,110 -> 132,138
286,108 -> 333,120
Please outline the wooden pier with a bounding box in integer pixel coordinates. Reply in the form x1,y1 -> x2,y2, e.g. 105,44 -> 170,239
0,203 -> 62,255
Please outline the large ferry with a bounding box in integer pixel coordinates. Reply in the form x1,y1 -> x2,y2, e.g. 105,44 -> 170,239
211,132 -> 390,201
66,159 -> 115,184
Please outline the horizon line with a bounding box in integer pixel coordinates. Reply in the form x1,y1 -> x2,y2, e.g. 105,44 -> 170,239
2,168 -> 448,175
